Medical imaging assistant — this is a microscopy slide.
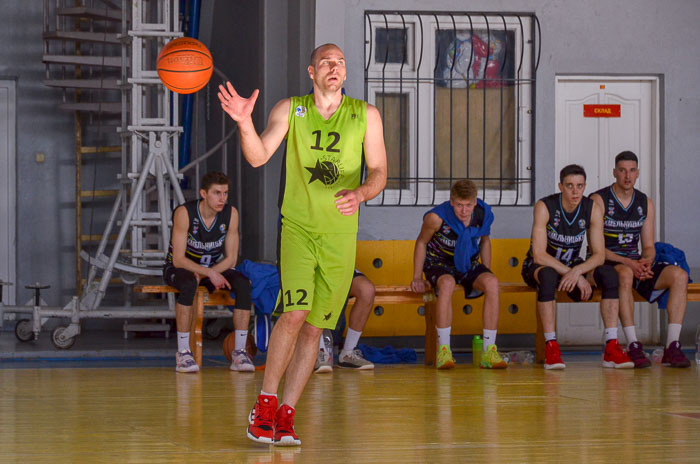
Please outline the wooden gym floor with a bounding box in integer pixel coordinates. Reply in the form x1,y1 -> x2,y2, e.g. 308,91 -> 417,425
1,356 -> 699,463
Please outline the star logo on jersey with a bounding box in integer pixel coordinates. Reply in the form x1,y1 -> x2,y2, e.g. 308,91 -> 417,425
578,219 -> 586,228
295,105 -> 307,118
305,155 -> 344,187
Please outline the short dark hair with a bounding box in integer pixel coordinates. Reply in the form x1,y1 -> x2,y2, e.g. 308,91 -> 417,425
450,179 -> 478,200
559,164 -> 586,183
201,172 -> 229,191
309,43 -> 341,67
615,151 -> 638,166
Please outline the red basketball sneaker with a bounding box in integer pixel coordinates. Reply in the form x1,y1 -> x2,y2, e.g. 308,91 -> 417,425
602,339 -> 634,369
247,394 -> 277,444
544,340 -> 565,370
274,404 -> 301,446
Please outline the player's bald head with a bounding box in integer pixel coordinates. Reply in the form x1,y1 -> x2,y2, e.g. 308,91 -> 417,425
310,43 -> 344,68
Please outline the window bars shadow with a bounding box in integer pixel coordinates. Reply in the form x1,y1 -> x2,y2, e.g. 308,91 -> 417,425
364,11 -> 541,206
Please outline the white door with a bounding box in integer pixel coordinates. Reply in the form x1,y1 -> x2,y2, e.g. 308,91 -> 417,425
0,80 -> 16,306
554,76 -> 659,345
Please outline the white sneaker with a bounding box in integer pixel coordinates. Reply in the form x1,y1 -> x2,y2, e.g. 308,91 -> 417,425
338,348 -> 374,370
230,349 -> 255,372
314,347 -> 333,373
175,350 -> 199,373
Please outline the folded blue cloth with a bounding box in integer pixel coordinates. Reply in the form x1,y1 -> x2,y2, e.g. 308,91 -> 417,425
357,344 -> 417,364
654,242 -> 692,310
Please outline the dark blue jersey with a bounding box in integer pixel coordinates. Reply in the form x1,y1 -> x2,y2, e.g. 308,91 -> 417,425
593,185 -> 647,259
527,193 -> 593,266
165,200 -> 231,268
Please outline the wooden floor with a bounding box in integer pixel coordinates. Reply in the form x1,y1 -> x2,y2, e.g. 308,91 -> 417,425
1,359 -> 699,463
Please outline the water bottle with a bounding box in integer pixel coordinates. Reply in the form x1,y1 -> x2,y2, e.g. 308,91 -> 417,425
508,351 -> 534,365
472,335 -> 483,366
651,347 -> 664,364
500,352 -> 511,364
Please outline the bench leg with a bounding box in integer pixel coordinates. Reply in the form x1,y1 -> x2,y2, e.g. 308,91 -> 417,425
424,300 -> 437,367
190,290 -> 204,367
535,302 -> 544,364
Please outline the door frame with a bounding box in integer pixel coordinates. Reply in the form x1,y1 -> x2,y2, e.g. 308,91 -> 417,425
0,79 -> 17,306
554,74 -> 662,343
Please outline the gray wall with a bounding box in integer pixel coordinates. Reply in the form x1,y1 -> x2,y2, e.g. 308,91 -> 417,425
1,2 -> 76,306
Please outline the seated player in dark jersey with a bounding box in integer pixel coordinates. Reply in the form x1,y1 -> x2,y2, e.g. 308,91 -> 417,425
163,172 -> 252,373
590,151 -> 690,368
314,269 -> 375,373
411,179 -> 506,370
522,164 -> 633,370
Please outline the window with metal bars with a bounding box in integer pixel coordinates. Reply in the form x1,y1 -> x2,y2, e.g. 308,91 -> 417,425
364,11 -> 541,206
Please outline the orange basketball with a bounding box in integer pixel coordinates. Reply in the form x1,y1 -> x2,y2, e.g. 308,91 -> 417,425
157,37 -> 213,94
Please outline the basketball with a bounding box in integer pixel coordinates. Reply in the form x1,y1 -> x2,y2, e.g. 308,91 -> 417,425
223,332 -> 235,362
156,37 -> 213,94
223,332 -> 258,362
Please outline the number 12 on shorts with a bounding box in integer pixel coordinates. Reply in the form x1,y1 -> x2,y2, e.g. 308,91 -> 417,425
284,289 -> 308,307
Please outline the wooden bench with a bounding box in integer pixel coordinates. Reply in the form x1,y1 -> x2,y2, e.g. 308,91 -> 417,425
134,285 -> 236,367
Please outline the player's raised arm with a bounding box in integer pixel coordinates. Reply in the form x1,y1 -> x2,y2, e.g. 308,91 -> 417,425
218,82 -> 290,167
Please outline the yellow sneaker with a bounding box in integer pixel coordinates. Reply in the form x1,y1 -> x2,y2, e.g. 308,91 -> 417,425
480,344 -> 508,369
436,344 -> 456,369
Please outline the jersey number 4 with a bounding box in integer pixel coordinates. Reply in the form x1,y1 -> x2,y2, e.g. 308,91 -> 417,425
310,130 -> 341,152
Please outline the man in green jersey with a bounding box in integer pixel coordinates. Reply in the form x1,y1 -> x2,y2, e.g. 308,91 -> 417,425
218,43 -> 387,446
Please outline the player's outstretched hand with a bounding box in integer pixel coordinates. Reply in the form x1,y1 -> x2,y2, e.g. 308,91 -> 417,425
218,81 -> 259,123
335,189 -> 364,216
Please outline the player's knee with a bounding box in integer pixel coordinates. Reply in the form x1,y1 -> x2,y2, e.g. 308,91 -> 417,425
616,265 -> 634,289
594,265 -> 619,299
670,266 -> 689,287
359,281 -> 376,303
177,275 -> 198,306
480,273 -> 499,294
536,267 -> 558,302
436,274 -> 456,292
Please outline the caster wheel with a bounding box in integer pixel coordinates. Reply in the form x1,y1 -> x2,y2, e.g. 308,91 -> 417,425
51,326 -> 76,349
15,320 -> 34,342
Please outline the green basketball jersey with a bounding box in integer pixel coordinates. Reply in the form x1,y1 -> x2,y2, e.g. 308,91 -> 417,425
281,94 -> 367,233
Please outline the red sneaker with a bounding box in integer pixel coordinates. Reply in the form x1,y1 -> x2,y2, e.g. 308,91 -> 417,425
274,404 -> 301,446
662,341 -> 691,368
602,339 -> 634,369
247,394 -> 277,444
627,341 -> 651,368
544,340 -> 565,370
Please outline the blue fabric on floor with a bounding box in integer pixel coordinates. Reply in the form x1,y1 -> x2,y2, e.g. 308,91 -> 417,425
357,344 -> 417,364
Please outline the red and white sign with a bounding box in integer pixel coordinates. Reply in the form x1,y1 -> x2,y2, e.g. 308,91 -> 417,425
583,104 -> 621,118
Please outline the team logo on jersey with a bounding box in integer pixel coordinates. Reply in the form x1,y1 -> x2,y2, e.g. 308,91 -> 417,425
607,199 -> 615,217
192,226 -> 199,235
219,224 -> 227,233
305,154 -> 344,187
637,206 -> 643,215
295,105 -> 307,118
553,210 -> 561,228
578,219 -> 586,228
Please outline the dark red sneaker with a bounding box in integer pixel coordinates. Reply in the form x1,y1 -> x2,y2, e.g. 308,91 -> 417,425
662,341 -> 691,368
247,394 -> 277,444
544,340 -> 565,370
274,404 -> 301,446
602,339 -> 634,369
627,341 -> 651,368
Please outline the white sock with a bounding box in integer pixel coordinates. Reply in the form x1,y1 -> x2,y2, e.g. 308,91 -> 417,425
483,329 -> 497,351
342,328 -> 362,353
544,332 -> 556,342
177,331 -> 190,352
604,327 -> 618,342
623,325 -> 638,345
234,330 -> 248,351
437,327 -> 451,347
666,323 -> 682,347
260,390 -> 277,398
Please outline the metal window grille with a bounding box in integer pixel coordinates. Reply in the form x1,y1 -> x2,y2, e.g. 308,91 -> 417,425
364,11 -> 541,206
